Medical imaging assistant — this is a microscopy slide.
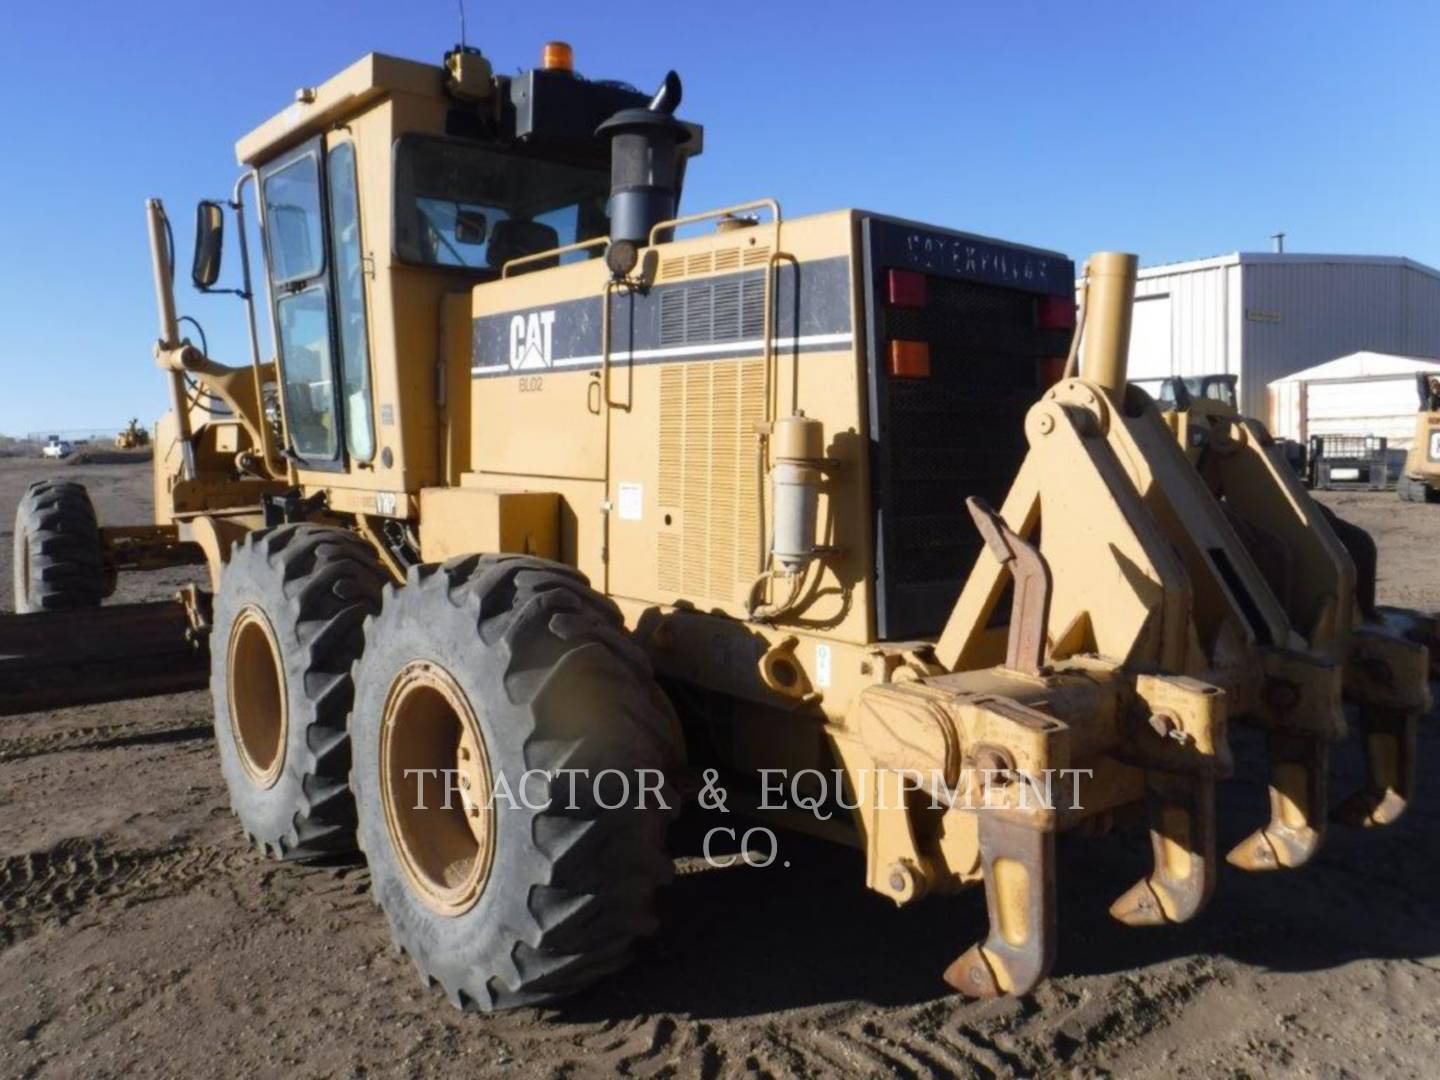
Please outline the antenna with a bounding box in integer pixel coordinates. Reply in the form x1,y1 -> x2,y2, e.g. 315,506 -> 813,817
457,0 -> 467,48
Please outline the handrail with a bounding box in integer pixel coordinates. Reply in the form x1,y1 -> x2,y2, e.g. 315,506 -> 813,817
645,198 -> 781,248
501,236 -> 608,278
232,171 -> 286,480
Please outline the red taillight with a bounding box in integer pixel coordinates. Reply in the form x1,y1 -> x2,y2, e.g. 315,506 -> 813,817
888,340 -> 931,378
1038,356 -> 1067,387
886,268 -> 927,308
1037,294 -> 1076,330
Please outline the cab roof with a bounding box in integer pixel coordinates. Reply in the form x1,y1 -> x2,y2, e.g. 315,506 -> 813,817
235,53 -> 439,167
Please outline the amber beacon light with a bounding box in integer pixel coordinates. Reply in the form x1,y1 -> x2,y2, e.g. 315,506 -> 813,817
542,41 -> 574,72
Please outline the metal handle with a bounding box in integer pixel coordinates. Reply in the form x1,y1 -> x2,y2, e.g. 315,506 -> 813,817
646,198 -> 781,247
231,172 -> 286,480
502,236 -> 608,279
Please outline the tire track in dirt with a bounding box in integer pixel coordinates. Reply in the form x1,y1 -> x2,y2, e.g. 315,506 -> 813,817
0,837 -> 250,946
1010,959 -> 1222,1075
0,720 -> 211,762
712,956 -> 1222,1079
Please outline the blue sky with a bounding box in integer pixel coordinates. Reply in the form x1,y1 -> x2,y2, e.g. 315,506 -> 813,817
1,1 -> 1435,435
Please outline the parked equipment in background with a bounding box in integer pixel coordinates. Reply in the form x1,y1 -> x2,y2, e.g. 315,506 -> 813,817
5,38 -> 1434,1011
115,419 -> 151,450
1397,373 -> 1440,502
1144,373 -> 1239,413
1308,434 -> 1389,491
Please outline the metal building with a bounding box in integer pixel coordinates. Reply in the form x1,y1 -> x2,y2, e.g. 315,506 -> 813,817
1109,252 -> 1440,415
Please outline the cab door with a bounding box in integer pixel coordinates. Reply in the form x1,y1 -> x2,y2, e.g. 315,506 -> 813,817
259,137 -> 344,470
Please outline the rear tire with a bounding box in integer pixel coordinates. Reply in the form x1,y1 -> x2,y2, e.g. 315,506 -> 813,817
210,525 -> 387,859
12,480 -> 105,613
350,555 -> 683,1011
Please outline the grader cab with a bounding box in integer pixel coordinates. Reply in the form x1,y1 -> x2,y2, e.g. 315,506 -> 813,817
4,39 -> 1433,1007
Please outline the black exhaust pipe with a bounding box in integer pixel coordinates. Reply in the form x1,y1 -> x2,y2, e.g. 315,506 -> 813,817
597,71 -> 692,247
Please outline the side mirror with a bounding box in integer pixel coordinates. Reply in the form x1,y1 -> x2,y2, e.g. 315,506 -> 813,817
192,200 -> 225,290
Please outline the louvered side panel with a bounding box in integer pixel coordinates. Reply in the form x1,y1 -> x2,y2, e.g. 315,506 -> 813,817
681,365 -> 712,597
736,359 -> 767,587
657,366 -> 685,593
709,363 -> 741,596
655,357 -> 769,605
657,533 -> 682,594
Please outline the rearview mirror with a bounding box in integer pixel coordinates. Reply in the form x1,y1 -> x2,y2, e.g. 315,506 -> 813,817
192,200 -> 225,290
454,208 -> 488,245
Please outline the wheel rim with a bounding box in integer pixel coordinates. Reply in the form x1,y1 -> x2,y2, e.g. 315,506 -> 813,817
380,660 -> 496,916
227,607 -> 288,788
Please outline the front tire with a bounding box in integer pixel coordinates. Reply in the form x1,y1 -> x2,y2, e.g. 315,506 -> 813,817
350,555 -> 683,1011
210,525 -> 387,858
12,480 -> 105,612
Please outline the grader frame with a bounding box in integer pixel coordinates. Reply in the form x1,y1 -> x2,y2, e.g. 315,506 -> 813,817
4,40 -> 1433,1005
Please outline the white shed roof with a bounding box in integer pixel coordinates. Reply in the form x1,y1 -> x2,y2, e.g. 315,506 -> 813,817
1268,351 -> 1440,386
1134,252 -> 1440,283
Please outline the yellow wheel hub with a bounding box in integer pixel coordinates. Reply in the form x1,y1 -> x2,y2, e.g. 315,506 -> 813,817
227,606 -> 288,788
380,660 -> 496,916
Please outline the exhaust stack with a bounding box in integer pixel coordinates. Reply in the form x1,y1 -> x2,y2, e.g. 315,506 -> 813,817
1079,251 -> 1139,402
597,71 -> 692,246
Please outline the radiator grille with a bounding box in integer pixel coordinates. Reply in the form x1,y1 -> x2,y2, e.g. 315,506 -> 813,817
869,266 -> 1073,639
659,276 -> 767,347
657,359 -> 766,600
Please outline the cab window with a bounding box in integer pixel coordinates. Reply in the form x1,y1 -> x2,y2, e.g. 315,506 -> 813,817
263,152 -> 326,284
262,141 -> 339,462
274,286 -> 338,459
327,142 -> 374,462
1204,378 -> 1237,406
392,135 -> 610,273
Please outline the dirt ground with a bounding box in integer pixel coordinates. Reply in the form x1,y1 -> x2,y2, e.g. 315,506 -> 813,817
2,457 -> 1439,1079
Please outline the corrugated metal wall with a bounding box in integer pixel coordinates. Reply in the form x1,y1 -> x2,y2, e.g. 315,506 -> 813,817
1117,256 -> 1440,415
1127,260 -> 1242,384
1239,260 -> 1440,412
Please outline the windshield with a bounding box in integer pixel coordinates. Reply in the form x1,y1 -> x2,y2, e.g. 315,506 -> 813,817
1143,376 -> 1236,411
393,136 -> 611,273
1193,376 -> 1237,407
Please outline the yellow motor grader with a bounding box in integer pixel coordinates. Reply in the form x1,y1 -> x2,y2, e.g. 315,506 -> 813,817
115,418 -> 152,449
4,39 -> 1432,1008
